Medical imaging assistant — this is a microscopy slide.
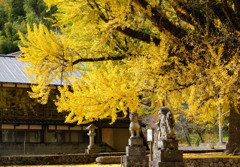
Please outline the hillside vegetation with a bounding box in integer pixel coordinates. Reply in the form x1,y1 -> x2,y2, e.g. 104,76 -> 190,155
0,0 -> 55,54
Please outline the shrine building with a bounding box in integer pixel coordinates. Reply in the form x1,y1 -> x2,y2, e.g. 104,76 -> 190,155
0,52 -> 130,155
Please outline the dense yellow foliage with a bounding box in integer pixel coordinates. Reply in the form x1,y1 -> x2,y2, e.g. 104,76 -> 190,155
18,0 -> 240,125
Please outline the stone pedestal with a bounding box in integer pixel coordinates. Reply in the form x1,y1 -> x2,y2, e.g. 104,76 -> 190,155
123,137 -> 149,167
150,161 -> 184,167
150,139 -> 184,167
153,150 -> 183,162
85,145 -> 100,154
158,138 -> 178,150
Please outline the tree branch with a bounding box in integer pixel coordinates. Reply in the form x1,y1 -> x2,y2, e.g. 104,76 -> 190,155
173,0 -> 219,35
221,0 -> 240,32
233,0 -> 240,18
133,0 -> 187,39
72,55 -> 126,65
87,0 -> 161,46
132,0 -> 194,52
209,1 -> 228,24
172,1 -> 195,26
116,27 -> 160,45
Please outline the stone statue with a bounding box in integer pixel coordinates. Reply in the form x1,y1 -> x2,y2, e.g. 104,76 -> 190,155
124,113 -> 149,166
151,107 -> 183,167
129,112 -> 140,138
156,106 -> 176,140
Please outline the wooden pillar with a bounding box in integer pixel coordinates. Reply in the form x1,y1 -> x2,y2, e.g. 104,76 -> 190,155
97,120 -> 102,143
41,125 -> 46,143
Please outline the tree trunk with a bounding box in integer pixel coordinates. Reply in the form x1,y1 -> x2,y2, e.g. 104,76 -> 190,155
184,133 -> 191,146
224,107 -> 240,155
196,129 -> 205,144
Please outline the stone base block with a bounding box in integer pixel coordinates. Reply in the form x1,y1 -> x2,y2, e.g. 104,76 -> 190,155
150,161 -> 184,167
126,146 -> 146,156
153,150 -> 183,162
128,137 -> 143,146
158,139 -> 178,150
123,155 -> 149,167
87,145 -> 99,150
85,148 -> 100,154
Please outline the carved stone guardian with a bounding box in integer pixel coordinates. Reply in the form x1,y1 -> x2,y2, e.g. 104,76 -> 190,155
157,106 -> 176,139
150,107 -> 184,167
129,112 -> 141,138
156,106 -> 178,150
123,112 -> 149,167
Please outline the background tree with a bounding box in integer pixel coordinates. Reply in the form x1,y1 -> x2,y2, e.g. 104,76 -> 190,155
0,0 -> 55,54
19,0 -> 240,155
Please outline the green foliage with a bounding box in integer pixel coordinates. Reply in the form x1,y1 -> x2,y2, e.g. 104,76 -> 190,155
178,126 -> 229,146
0,4 -> 7,30
0,37 -> 18,53
4,0 -> 25,22
0,0 -> 55,54
24,0 -> 56,28
0,21 -> 26,53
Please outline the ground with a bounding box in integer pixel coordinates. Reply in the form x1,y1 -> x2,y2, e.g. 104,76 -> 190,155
0,165 -> 120,167
2,153 -> 240,167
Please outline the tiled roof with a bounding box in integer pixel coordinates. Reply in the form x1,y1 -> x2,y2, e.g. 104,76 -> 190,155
0,53 -> 82,85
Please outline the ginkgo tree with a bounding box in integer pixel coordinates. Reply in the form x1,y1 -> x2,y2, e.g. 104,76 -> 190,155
19,0 -> 240,155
